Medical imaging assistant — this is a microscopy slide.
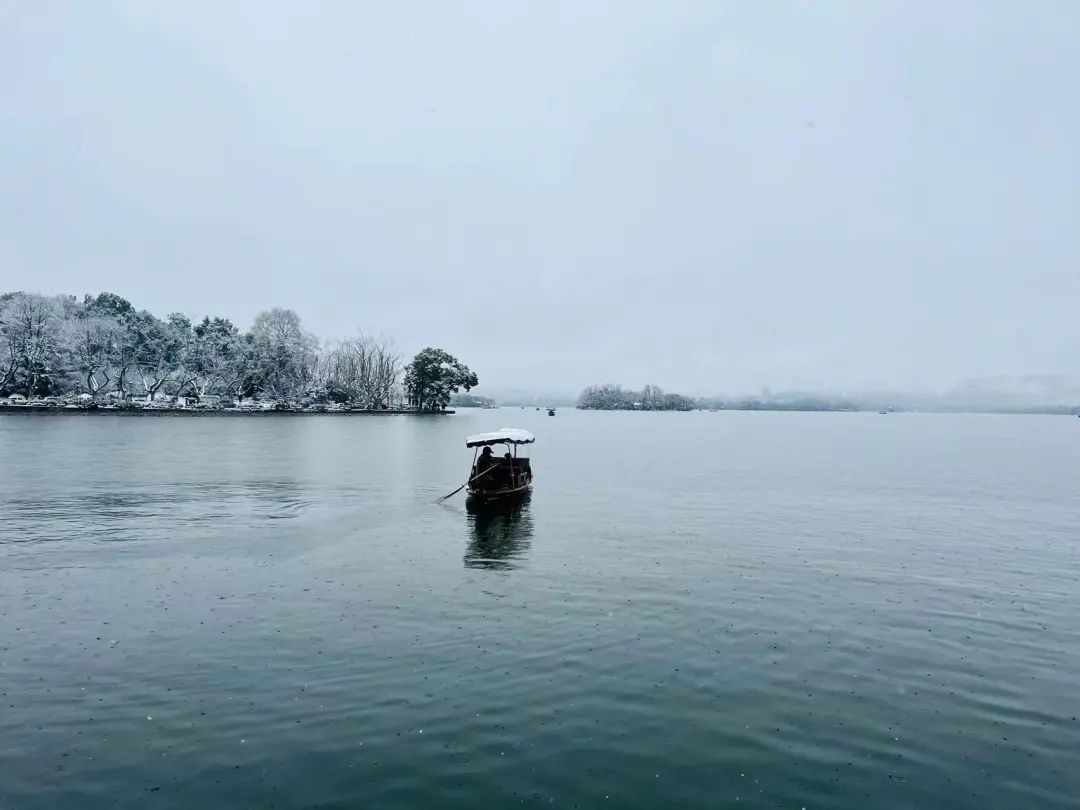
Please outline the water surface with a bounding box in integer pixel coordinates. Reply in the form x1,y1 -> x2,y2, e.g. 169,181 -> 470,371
2,410 -> 1078,808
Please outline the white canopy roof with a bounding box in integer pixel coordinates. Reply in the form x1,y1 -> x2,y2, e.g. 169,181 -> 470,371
466,428 -> 536,448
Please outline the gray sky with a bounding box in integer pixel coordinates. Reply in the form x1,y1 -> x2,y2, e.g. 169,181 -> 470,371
3,1 -> 1078,396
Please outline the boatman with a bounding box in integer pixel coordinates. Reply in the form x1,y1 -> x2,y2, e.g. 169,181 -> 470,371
475,446 -> 496,481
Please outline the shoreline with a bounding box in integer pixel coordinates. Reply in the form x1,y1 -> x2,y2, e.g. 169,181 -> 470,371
0,405 -> 455,416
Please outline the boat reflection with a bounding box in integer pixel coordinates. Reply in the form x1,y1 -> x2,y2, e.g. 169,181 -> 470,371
464,494 -> 534,570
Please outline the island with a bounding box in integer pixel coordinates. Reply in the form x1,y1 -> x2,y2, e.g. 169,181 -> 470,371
578,384 -> 695,411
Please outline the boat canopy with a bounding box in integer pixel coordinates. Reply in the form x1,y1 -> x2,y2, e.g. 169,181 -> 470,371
465,428 -> 535,448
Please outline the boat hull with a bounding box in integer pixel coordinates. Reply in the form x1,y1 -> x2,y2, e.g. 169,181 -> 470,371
466,481 -> 532,510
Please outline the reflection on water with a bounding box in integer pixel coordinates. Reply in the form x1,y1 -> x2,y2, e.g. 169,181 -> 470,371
464,495 -> 534,570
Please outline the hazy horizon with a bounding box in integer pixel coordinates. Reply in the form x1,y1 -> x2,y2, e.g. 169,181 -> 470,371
4,2 -> 1078,395
471,375 -> 1080,408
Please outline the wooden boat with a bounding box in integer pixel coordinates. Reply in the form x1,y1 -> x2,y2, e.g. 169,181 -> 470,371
465,428 -> 535,505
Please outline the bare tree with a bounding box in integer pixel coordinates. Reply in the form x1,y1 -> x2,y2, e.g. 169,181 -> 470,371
641,384 -> 664,409
0,296 -> 21,391
107,324 -> 137,401
250,308 -> 318,402
296,338 -> 325,401
83,292 -> 137,400
325,335 -> 402,408
1,293 -> 65,398
67,312 -> 117,399
224,338 -> 258,404
368,336 -> 402,408
324,341 -> 361,402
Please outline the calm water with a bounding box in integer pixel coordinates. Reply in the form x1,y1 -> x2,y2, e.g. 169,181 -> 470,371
1,410 -> 1078,809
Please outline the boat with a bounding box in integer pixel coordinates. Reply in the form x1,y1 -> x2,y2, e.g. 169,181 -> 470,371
547,408 -> 556,416
464,428 -> 535,505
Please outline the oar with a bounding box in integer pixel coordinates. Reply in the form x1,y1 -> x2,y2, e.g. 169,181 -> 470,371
437,466 -> 494,502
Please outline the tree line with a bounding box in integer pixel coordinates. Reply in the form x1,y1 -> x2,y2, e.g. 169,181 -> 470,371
0,291 -> 476,411
577,384 -> 694,411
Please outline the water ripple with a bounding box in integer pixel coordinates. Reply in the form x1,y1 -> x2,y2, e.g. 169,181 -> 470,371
2,412 -> 1079,808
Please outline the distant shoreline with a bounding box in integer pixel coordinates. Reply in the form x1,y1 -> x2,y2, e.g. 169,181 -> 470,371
470,404 -> 1080,417
3,403 -> 1076,418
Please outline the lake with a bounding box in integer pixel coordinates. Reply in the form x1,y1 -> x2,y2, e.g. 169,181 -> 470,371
1,410 -> 1078,809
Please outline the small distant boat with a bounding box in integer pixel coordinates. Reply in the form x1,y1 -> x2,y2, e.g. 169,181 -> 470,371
547,408 -> 556,416
464,428 -> 535,505
879,410 -> 888,415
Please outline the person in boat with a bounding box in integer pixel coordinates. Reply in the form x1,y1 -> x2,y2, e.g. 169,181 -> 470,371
474,447 -> 496,483
501,452 -> 515,487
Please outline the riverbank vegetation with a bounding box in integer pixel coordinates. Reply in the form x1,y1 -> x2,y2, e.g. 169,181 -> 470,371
0,291 -> 476,411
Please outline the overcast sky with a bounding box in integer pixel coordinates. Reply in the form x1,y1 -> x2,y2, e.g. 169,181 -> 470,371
3,2 -> 1078,395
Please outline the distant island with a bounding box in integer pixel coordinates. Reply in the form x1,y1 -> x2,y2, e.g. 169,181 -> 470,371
578,384 -> 695,411
0,290 -> 477,413
578,386 -> 1080,416
575,384 -> 866,413
449,393 -> 497,408
574,385 -> 849,412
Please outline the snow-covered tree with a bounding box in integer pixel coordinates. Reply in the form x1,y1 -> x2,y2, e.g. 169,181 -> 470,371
405,348 -> 477,411
66,309 -> 118,399
250,308 -> 319,402
0,292 -> 66,397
